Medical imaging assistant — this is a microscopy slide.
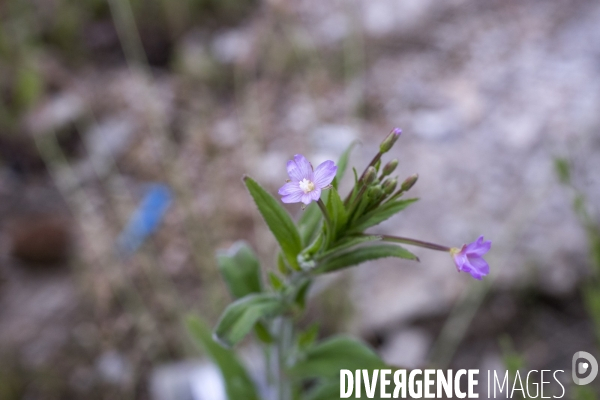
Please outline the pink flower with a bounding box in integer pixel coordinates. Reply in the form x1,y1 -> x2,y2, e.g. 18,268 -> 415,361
450,236 -> 491,280
278,154 -> 337,205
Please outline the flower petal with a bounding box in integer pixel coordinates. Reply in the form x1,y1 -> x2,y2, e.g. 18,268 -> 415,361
301,193 -> 315,205
286,160 -> 304,182
294,154 -> 314,181
313,160 -> 338,189
278,182 -> 301,196
452,252 -> 468,272
281,189 -> 305,203
309,188 -> 322,202
458,259 -> 483,280
467,255 -> 490,277
465,235 -> 491,256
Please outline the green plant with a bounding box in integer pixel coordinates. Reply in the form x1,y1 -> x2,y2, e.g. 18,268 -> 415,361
187,129 -> 491,399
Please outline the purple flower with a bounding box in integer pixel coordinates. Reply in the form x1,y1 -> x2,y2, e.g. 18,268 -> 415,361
450,236 -> 491,280
278,154 -> 337,205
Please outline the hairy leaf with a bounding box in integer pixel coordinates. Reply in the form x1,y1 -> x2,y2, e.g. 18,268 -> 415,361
186,316 -> 261,400
290,336 -> 386,379
244,176 -> 302,269
217,241 -> 262,299
214,293 -> 284,347
317,235 -> 382,260
351,198 -> 418,232
298,202 -> 323,246
326,188 -> 349,239
316,244 -> 418,273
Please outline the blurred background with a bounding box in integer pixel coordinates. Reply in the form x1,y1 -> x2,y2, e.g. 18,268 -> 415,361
1,0 -> 600,398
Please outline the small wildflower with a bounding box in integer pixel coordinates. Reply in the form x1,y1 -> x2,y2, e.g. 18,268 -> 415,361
278,154 -> 337,205
450,236 -> 491,280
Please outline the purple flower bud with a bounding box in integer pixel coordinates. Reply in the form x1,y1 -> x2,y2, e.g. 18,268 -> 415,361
382,178 -> 398,194
364,166 -> 378,185
400,174 -> 418,191
379,128 -> 402,153
278,154 -> 337,205
450,236 -> 491,280
381,159 -> 398,177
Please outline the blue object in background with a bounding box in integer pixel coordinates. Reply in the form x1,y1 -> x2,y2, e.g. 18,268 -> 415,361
116,184 -> 173,257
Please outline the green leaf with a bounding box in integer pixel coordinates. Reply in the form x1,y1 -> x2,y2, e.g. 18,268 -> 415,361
214,293 -> 284,347
277,252 -> 290,274
186,316 -> 261,400
317,235 -> 382,260
290,336 -> 386,379
217,241 -> 263,299
254,321 -> 274,344
293,278 -> 312,310
244,176 -> 302,269
307,375 -> 401,400
268,272 -> 284,291
305,380 -> 340,400
297,203 -> 323,246
316,244 -> 418,274
326,189 -> 349,238
351,198 -> 419,232
334,141 -> 358,187
297,324 -> 319,349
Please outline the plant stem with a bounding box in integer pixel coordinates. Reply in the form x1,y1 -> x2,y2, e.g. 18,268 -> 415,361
344,152 -> 382,205
274,316 -> 293,400
380,235 -> 452,252
316,199 -> 334,246
357,152 -> 382,183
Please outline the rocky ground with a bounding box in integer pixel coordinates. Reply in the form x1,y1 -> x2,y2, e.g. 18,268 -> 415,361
1,0 -> 600,398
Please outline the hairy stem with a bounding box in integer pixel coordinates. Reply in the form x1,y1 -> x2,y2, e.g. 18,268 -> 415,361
344,152 -> 382,205
316,198 -> 334,246
380,235 -> 452,252
274,316 -> 293,400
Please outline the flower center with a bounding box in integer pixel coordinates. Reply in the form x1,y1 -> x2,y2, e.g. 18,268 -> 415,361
298,178 -> 315,194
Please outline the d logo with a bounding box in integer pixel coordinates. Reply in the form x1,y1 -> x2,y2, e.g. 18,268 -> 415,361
572,351 -> 598,385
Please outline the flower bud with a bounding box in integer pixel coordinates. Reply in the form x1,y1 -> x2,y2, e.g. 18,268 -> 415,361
382,178 -> 398,194
400,174 -> 418,191
367,184 -> 383,199
381,159 -> 398,177
379,128 -> 402,153
363,166 -> 377,185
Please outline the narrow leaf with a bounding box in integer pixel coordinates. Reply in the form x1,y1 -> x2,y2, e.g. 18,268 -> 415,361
326,188 -> 349,238
254,321 -> 274,344
290,336 -> 386,379
293,278 -> 312,310
244,176 -> 302,269
316,244 -> 418,274
217,241 -> 262,299
186,316 -> 261,400
298,324 -> 320,349
214,293 -> 284,347
334,140 -> 358,187
317,235 -> 382,260
351,198 -> 418,232
298,202 -> 322,246
268,272 -> 284,291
